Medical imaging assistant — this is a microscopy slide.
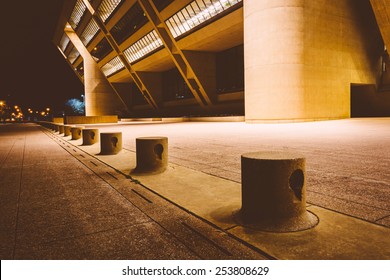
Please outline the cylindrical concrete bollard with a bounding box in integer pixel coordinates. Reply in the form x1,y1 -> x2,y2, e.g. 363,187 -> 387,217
58,125 -> 65,134
133,137 -> 168,174
238,151 -> 318,232
100,132 -> 122,155
70,126 -> 84,140
63,125 -> 73,137
82,128 -> 99,145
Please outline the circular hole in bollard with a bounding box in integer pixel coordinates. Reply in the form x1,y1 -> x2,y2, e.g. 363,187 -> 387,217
154,144 -> 164,160
90,131 -> 95,140
289,169 -> 304,201
111,137 -> 118,147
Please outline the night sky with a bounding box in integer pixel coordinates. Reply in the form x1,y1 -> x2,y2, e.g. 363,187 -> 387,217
0,0 -> 83,112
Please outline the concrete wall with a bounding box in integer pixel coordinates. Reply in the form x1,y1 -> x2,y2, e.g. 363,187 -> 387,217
244,0 -> 383,122
65,115 -> 118,124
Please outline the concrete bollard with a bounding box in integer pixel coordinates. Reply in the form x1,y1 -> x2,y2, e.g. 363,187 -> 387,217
70,126 -> 84,140
58,125 -> 65,135
63,125 -> 73,137
238,151 -> 318,232
133,137 -> 168,174
100,132 -> 122,154
82,128 -> 99,145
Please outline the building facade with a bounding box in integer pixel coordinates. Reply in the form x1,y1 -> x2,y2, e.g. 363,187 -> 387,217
53,0 -> 390,121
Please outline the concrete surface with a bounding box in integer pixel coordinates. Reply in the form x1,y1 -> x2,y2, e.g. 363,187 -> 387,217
2,118 -> 390,259
0,123 -> 268,260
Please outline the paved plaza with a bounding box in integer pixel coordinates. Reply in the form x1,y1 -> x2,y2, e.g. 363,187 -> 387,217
1,118 -> 390,259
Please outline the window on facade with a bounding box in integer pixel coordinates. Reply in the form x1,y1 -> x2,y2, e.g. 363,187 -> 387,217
101,56 -> 125,77
69,0 -> 87,30
216,45 -> 244,94
96,0 -> 124,23
110,2 -> 148,45
163,68 -> 193,101
90,38 -> 113,61
123,30 -> 163,64
165,0 -> 242,38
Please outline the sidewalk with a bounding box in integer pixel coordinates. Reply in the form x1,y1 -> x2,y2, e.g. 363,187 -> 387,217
0,123 -> 268,260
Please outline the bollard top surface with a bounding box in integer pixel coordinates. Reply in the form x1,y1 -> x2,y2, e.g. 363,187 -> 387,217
136,136 -> 168,140
242,151 -> 305,161
100,132 -> 122,135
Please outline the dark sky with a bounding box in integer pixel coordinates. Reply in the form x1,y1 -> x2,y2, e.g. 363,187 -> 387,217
0,0 -> 83,112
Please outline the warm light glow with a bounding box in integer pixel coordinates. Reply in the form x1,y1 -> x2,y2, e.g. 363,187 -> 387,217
14,105 -> 18,109
46,108 -> 50,111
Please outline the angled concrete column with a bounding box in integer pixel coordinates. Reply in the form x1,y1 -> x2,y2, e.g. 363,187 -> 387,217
66,29 -> 126,116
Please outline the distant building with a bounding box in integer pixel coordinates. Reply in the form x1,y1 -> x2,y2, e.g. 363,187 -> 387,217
53,0 -> 390,121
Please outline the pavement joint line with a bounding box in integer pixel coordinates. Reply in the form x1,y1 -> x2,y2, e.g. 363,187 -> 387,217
306,189 -> 389,212
375,214 -> 390,222
181,221 -> 233,257
44,129 -> 268,259
131,189 -> 153,204
12,134 -> 27,260
304,202 -> 389,227
106,171 -> 118,180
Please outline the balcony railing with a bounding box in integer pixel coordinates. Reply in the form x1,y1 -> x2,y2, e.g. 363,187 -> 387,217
123,30 -> 163,64
68,47 -> 80,64
69,0 -> 87,30
101,56 -> 125,77
80,19 -> 100,46
165,0 -> 242,38
59,33 -> 70,52
97,0 -> 124,23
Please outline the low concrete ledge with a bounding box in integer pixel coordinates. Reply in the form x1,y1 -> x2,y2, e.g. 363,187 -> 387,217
65,115 -> 118,124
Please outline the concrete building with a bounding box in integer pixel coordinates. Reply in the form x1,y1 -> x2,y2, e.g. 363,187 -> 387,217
53,0 -> 390,121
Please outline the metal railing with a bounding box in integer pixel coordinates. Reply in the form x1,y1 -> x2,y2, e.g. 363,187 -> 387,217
80,19 -> 100,46
123,30 -> 163,64
59,33 -> 70,52
165,0 -> 242,38
69,0 -> 87,30
97,0 -> 124,22
101,56 -> 125,77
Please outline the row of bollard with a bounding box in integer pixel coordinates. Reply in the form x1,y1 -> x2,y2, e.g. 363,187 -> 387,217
38,121 -> 318,233
39,122 -> 168,174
